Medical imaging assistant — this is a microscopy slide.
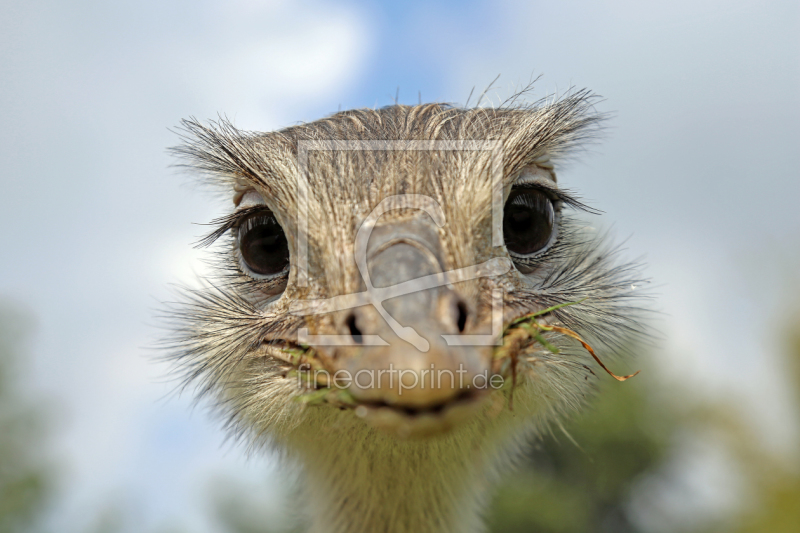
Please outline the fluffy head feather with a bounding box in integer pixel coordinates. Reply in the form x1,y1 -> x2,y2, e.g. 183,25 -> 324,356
165,90 -> 648,533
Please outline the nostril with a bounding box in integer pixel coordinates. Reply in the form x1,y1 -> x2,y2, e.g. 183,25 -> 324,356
346,313 -> 363,344
456,301 -> 468,333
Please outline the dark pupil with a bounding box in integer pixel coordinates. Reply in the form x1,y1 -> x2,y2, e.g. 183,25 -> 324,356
503,189 -> 555,255
240,214 -> 290,276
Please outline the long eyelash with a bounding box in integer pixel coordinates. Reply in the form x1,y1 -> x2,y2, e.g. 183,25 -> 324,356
198,186 -> 593,250
195,206 -> 268,248
511,182 -> 602,215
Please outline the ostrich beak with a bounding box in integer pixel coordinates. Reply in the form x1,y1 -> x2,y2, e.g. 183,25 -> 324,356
329,214 -> 496,424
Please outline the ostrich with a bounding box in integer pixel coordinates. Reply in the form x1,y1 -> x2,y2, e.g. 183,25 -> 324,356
167,90 -> 645,533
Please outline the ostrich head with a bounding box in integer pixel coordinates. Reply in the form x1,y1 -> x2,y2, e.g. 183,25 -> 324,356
168,91 -> 645,533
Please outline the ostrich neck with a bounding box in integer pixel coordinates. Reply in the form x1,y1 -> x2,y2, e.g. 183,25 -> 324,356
293,423 -> 504,533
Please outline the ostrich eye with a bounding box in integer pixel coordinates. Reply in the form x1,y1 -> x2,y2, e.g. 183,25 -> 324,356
503,188 -> 555,256
238,211 -> 290,277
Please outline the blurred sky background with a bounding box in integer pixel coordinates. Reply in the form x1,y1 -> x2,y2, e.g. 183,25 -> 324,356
1,0 -> 798,531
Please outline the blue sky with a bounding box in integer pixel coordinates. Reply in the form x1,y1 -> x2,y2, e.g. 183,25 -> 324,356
1,0 -> 798,531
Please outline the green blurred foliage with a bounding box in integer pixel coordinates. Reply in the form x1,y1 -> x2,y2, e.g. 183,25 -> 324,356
486,372 -> 671,533
209,477 -> 305,533
725,320 -> 800,533
0,307 -> 53,533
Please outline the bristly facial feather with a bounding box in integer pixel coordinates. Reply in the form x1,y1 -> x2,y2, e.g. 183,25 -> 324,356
162,89 -> 649,533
